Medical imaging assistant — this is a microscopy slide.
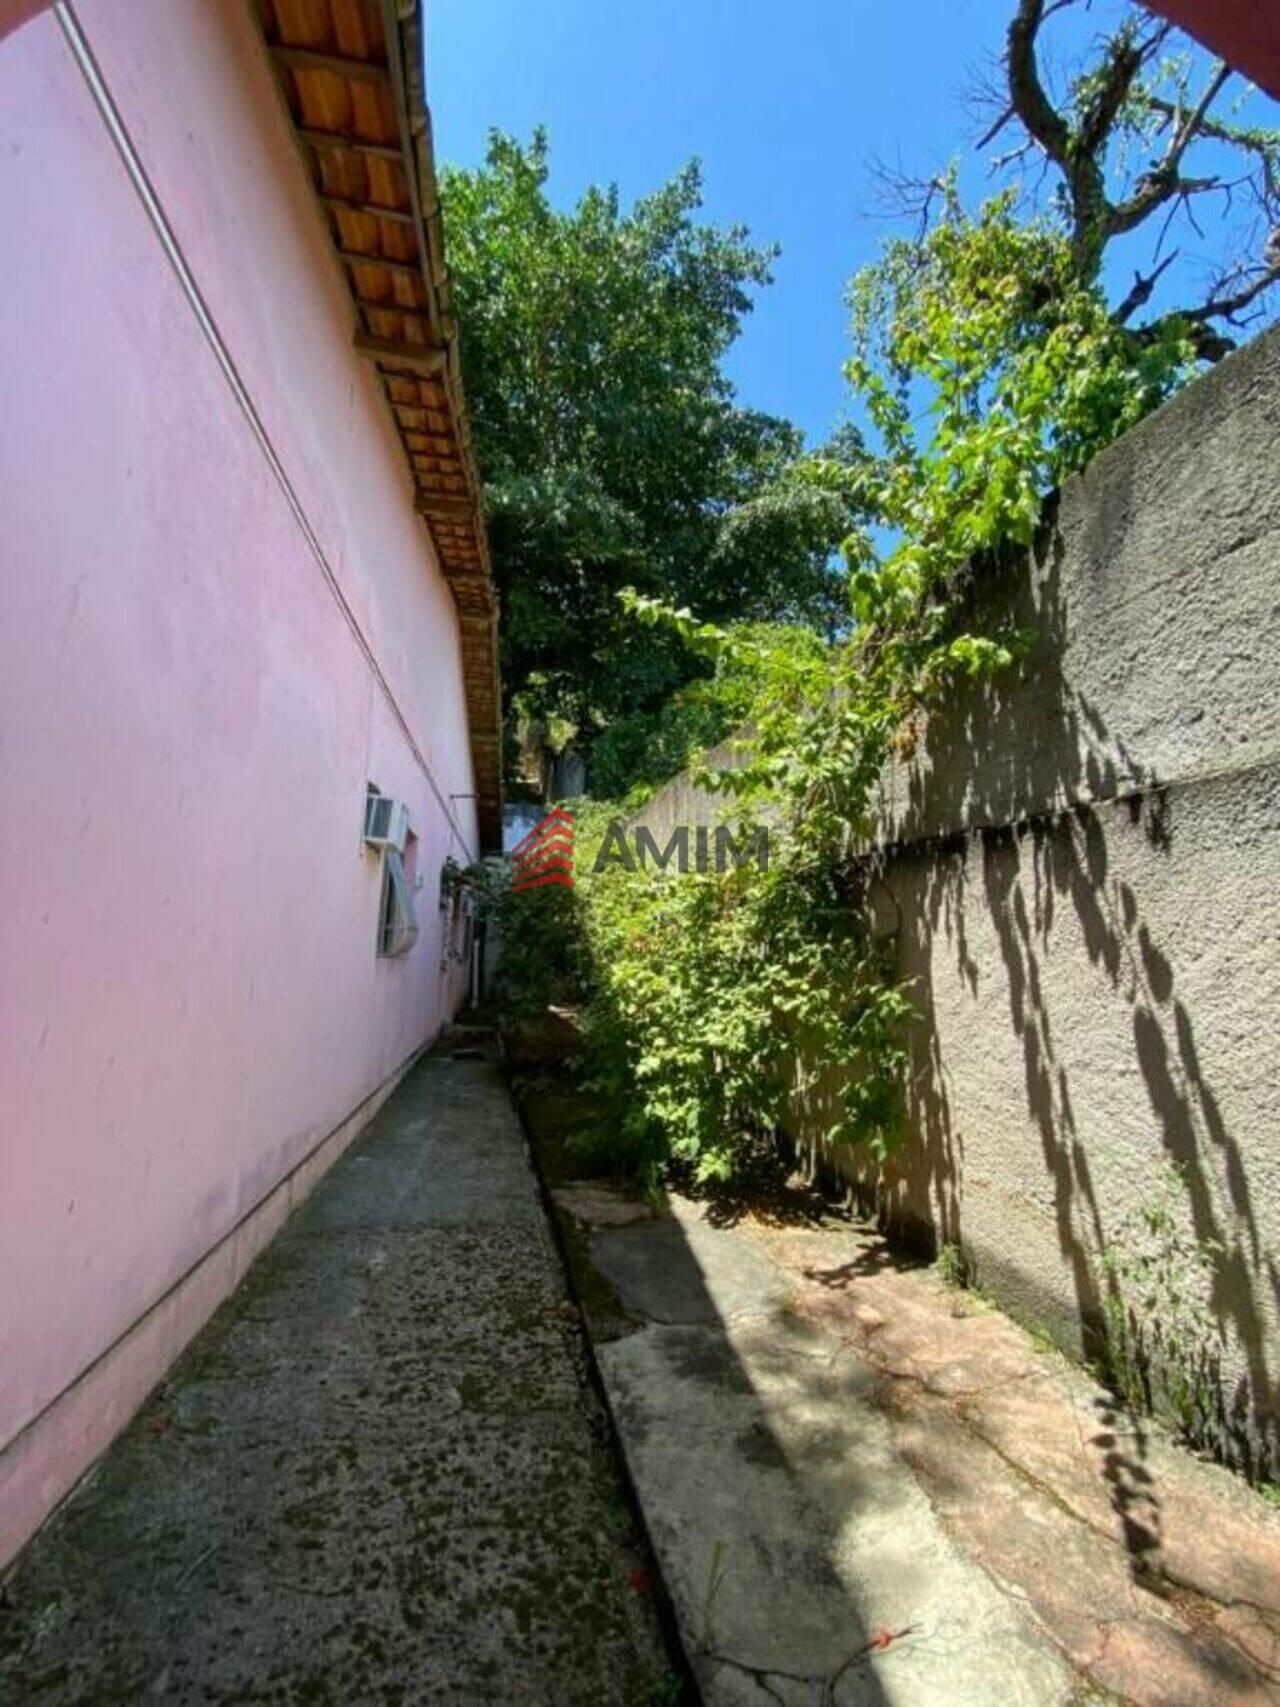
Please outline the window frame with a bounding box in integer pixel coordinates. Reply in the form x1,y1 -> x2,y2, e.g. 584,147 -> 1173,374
377,844 -> 419,959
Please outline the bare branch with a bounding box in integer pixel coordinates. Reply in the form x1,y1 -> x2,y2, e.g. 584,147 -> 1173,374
977,104 -> 1017,151
1154,192 -> 1181,262
1113,252 -> 1178,324
1181,261 -> 1280,326
1172,60 -> 1233,155
1131,92 -> 1274,158
960,52 -> 1013,136
991,137 -> 1040,175
863,158 -> 952,240
1128,89 -> 1279,206
1138,260 -> 1280,362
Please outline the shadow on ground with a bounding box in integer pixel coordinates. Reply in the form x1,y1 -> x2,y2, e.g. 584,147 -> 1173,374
517,1030 -> 1280,1707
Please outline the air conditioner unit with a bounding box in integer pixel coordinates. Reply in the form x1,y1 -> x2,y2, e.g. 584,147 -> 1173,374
364,793 -> 410,852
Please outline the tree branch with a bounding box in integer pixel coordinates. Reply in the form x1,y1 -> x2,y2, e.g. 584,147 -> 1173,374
1128,88 -> 1279,210
1006,0 -> 1072,169
1113,252 -> 1178,324
1108,63 -> 1233,236
988,0 -> 1277,354
977,104 -> 1016,151
1170,61 -> 1233,159
1078,30 -> 1147,159
1132,95 -> 1277,161
1137,261 -> 1280,363
1181,262 -> 1280,326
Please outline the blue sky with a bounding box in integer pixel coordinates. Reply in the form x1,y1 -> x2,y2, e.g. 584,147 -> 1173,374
426,1 -> 1277,449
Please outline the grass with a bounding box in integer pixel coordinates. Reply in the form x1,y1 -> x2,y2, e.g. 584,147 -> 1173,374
933,1241 -> 968,1290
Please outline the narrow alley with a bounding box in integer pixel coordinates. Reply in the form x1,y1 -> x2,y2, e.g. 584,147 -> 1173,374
5,1037 -> 1279,1704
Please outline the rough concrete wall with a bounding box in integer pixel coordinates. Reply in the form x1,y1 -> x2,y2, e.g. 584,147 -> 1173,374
635,326 -> 1280,1468
0,2 -> 477,1561
850,757 -> 1280,1465
873,329 -> 1280,847
848,326 -> 1280,1471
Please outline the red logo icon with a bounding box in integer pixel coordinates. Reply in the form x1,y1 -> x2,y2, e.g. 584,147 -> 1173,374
511,808 -> 575,892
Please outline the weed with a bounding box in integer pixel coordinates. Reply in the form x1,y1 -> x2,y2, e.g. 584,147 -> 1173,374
1024,1321 -> 1059,1357
933,1241 -> 968,1290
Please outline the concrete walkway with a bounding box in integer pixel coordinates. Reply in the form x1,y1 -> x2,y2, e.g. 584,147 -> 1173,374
8,1042 -> 1280,1706
0,1040 -> 677,1704
550,1182 -> 1280,1706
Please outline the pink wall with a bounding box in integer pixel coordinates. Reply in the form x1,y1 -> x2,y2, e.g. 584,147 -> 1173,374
0,1 -> 480,1561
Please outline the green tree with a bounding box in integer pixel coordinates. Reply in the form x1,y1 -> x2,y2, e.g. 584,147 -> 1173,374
551,199 -> 1197,1184
476,1 -> 1274,1185
439,132 -> 858,765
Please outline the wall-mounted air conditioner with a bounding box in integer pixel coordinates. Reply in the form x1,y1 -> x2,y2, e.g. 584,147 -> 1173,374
364,792 -> 410,852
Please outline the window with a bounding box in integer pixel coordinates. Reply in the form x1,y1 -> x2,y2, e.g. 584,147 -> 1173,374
378,841 -> 419,957
366,777 -> 418,959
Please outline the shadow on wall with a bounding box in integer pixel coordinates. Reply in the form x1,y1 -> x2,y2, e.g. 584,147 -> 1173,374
794,493 -> 1280,1491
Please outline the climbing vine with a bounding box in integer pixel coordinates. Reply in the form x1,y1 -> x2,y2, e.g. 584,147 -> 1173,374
504,191 -> 1197,1185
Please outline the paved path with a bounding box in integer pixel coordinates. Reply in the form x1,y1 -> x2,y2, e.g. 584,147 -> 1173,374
10,1039 -> 1280,1707
550,1182 -> 1280,1707
0,1041 -> 677,1705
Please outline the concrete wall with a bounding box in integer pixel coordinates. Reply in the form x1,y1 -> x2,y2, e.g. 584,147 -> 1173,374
637,327 -> 1280,1470
0,1 -> 478,1562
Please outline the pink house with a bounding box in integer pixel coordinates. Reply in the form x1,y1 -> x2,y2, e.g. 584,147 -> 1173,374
0,0 -> 501,1566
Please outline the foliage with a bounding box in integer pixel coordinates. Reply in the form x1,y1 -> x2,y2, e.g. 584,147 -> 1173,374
501,188 -> 1196,1186
440,132 -> 860,758
569,806 -> 913,1183
476,0 -> 1273,1185
587,621 -> 828,805
842,184 -> 1197,560
483,862 -> 580,1020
